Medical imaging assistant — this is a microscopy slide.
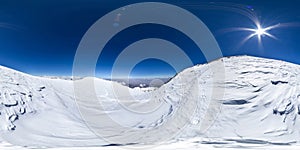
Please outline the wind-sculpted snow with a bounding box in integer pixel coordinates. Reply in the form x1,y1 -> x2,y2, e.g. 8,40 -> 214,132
1,56 -> 300,149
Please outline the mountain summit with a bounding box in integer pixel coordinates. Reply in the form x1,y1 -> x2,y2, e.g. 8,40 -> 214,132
1,56 -> 300,148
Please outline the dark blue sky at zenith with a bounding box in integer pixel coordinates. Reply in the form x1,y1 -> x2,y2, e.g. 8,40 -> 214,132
0,0 -> 299,78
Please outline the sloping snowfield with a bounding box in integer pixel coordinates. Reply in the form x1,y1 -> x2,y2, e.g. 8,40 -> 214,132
1,56 -> 300,149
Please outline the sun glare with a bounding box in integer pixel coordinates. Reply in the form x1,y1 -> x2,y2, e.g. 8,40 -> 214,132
233,22 -> 280,48
255,26 -> 267,37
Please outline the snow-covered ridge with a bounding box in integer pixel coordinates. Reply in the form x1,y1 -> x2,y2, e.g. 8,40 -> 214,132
1,56 -> 300,148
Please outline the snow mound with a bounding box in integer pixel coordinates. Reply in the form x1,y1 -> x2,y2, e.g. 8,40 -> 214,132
1,56 -> 300,148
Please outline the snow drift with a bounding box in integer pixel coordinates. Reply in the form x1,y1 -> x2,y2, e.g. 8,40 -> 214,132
1,56 -> 300,148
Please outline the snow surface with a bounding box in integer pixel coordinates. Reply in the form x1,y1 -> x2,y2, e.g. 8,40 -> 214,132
1,56 -> 300,149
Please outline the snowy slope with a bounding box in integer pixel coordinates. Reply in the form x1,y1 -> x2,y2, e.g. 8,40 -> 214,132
203,56 -> 300,144
1,56 -> 300,148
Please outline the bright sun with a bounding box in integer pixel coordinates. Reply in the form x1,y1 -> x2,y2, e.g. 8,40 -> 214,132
237,23 -> 280,47
255,26 -> 267,37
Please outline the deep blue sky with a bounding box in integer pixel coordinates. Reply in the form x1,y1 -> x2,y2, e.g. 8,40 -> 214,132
0,0 -> 299,77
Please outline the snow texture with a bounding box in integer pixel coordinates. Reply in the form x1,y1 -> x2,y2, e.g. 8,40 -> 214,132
1,56 -> 300,149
